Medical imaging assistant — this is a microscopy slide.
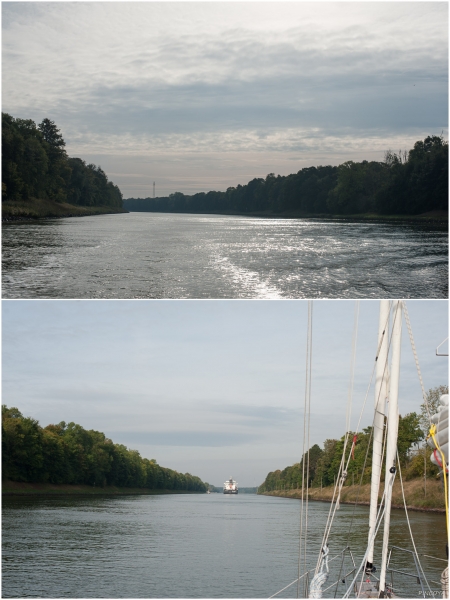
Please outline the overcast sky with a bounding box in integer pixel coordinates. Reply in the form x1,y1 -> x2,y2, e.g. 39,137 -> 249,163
3,299 -> 448,487
2,2 -> 448,198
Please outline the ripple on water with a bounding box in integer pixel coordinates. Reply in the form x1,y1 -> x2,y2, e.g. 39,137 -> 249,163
2,494 -> 447,598
2,213 -> 448,298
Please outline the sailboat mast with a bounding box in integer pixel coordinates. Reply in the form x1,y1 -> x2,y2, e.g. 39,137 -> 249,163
366,300 -> 390,571
379,300 -> 402,594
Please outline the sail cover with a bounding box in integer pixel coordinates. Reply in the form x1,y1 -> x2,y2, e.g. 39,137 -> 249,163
428,394 -> 448,471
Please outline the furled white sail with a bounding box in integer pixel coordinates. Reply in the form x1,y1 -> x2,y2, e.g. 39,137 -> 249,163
378,300 -> 402,595
366,300 -> 390,572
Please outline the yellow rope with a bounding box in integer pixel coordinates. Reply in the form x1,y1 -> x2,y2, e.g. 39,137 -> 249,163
429,423 -> 448,535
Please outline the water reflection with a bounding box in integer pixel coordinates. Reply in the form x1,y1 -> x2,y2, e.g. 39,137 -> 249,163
2,213 -> 448,299
2,494 -> 446,598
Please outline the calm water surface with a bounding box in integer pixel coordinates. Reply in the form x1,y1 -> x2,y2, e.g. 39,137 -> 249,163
2,213 -> 447,298
2,493 -> 446,598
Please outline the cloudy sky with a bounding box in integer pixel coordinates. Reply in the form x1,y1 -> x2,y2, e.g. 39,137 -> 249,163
3,299 -> 448,486
2,2 -> 448,198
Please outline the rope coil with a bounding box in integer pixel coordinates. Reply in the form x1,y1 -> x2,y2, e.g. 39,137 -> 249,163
441,567 -> 449,598
309,546 -> 329,599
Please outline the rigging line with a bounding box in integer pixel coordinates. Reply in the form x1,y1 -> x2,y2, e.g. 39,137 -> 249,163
314,301 -> 363,575
314,430 -> 348,576
321,304 -> 393,565
304,301 -> 313,597
323,304 -> 394,585
343,426 -> 374,549
333,551 -> 351,599
270,576 -> 305,599
298,302 -> 309,597
297,300 -> 313,598
396,448 -> 434,596
354,483 -> 392,600
346,301 -> 360,434
317,302 -> 397,581
344,304 -> 392,550
347,387 -> 390,597
338,301 -> 361,501
376,302 -> 403,595
340,301 -> 393,499
347,508 -> 389,599
358,450 -> 395,598
352,300 -> 392,439
342,479 -> 393,599
402,301 -> 430,422
270,553 -> 344,598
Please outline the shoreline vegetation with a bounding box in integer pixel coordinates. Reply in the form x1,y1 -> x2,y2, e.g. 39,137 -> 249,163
2,480 -> 205,497
2,405 -> 209,494
2,113 -> 124,221
3,116 -> 447,226
257,387 -> 447,514
2,197 -> 128,222
3,204 -> 446,227
259,479 -> 445,513
124,135 -> 448,223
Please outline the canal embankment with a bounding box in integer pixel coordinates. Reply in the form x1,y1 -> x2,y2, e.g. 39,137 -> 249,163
2,198 -> 128,221
2,480 -> 205,496
259,478 -> 446,513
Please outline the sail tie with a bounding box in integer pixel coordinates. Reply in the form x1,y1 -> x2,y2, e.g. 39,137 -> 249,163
335,471 -> 347,511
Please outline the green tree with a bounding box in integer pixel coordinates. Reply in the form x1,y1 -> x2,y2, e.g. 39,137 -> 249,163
38,118 -> 66,149
2,112 -> 123,208
37,118 -> 70,203
2,405 -> 44,481
405,445 -> 439,480
2,405 -> 207,492
397,412 -> 423,467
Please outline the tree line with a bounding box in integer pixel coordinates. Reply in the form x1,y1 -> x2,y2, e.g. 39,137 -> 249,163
2,113 -> 123,209
258,386 -> 447,493
2,405 -> 207,492
124,136 -> 447,217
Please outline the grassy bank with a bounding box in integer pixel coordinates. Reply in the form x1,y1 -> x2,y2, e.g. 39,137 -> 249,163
2,480 -> 204,497
260,478 -> 445,512
2,198 -> 128,221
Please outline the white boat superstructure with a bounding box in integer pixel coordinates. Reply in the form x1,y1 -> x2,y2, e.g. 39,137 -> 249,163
223,476 -> 238,494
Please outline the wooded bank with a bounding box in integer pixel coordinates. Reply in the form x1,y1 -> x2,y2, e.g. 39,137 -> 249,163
2,480 -> 206,497
2,113 -> 124,219
2,405 -> 208,493
124,136 -> 448,218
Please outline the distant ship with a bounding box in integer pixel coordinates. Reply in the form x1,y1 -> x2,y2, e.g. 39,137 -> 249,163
223,476 -> 238,494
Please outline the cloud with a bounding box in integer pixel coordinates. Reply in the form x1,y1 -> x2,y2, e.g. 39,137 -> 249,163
2,2 -> 447,195
212,403 -> 300,424
108,430 -> 262,447
2,299 -> 448,483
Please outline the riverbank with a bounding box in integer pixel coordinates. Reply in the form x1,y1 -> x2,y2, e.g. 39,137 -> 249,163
259,478 -> 445,513
2,480 -> 205,496
2,198 -> 128,222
